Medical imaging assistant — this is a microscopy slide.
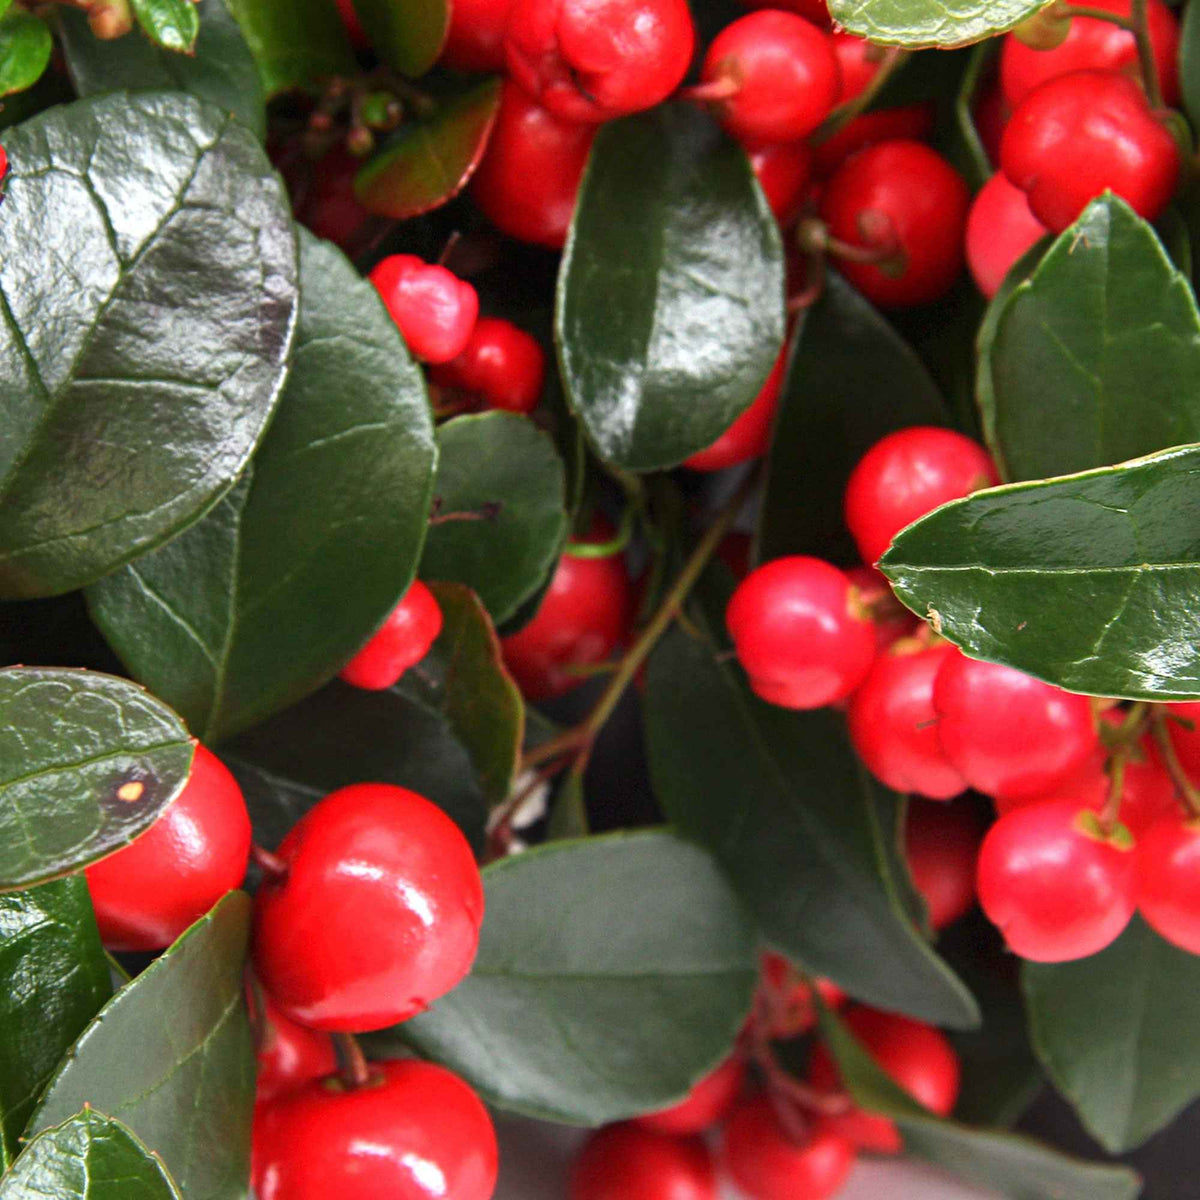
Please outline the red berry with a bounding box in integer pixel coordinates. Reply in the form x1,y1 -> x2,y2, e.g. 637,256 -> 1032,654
633,1055 -> 746,1135
254,993 -> 338,1105
807,1007 -> 960,1154
831,31 -> 879,100
811,103 -> 935,178
0,145 -> 8,180
905,798 -> 982,930
932,651 -> 1099,802
844,426 -> 999,568
1115,742 -> 1178,838
1000,0 -> 1180,109
739,0 -> 831,25
252,783 -> 484,1031
1165,701 -> 1200,781
759,952 -> 846,1038
1001,69 -> 1179,234
431,317 -> 546,414
746,140 -> 813,227
701,12 -> 840,144
505,0 -> 694,124
848,639 -> 968,801
85,744 -> 251,953
440,0 -> 516,71
844,565 -> 919,652
977,801 -> 1137,961
471,80 -> 596,249
726,556 -> 877,710
965,171 -> 1048,299
720,1095 -> 855,1200
253,1060 -> 497,1200
368,255 -> 479,364
571,1124 -> 717,1200
1137,815 -> 1200,955
819,140 -> 970,308
339,580 -> 443,691
683,343 -> 786,471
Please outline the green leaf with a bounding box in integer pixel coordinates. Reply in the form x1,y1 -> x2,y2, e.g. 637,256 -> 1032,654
642,574 -> 979,1030
0,1110 -> 181,1200
1182,0 -> 1200,132
0,10 -> 51,96
355,79 -> 501,221
0,91 -> 297,600
30,893 -> 255,1200
349,0 -> 449,78
757,273 -> 950,566
381,830 -> 757,1125
223,0 -> 355,96
827,0 -> 1043,48
1024,916 -> 1200,1152
0,878 -> 111,1160
986,195 -> 1200,482
420,413 -> 568,626
0,1 -> 11,22
57,0 -> 267,142
817,1006 -> 1142,1200
222,678 -> 487,852
557,103 -> 786,472
881,443 -> 1200,700
86,232 -> 435,745
0,668 -> 194,891
130,0 -> 199,52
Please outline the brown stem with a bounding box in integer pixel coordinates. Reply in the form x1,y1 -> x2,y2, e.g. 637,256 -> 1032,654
333,1032 -> 372,1089
1150,710 -> 1200,818
251,844 -> 289,883
428,499 -> 502,525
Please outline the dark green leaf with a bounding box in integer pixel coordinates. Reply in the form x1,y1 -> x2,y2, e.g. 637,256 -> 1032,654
420,412 -> 568,625
130,0 -> 199,51
881,443 -> 1200,700
827,0 -> 1042,48
0,91 -> 297,600
987,195 -> 1200,482
30,893 -> 255,1200
1024,916 -> 1200,1152
87,232 -> 435,745
349,0 -> 448,78
0,10 -> 51,96
1182,0 -> 1200,132
355,79 -> 501,221
757,273 -> 949,567
557,103 -> 785,471
0,878 -> 111,1161
642,575 -> 979,1030
0,668 -> 193,890
223,0 -> 355,96
385,830 -> 757,1125
222,678 -> 487,852
58,0 -> 266,142
0,1110 -> 181,1200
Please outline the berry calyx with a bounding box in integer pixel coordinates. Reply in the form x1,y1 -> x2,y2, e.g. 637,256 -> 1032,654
726,556 -> 877,710
252,783 -> 484,1031
253,1059 -> 498,1200
965,171 -> 1049,299
571,1124 -> 717,1200
431,317 -> 547,414
977,801 -> 1137,961
85,744 -> 251,952
1137,815 -> 1200,954
254,993 -> 338,1105
339,580 -> 443,691
905,798 -> 982,930
632,1055 -> 746,1135
368,255 -> 479,364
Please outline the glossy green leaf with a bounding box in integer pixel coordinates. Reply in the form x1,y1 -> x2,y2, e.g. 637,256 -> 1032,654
986,195 -> 1200,482
58,0 -> 266,141
0,10 -> 51,96
0,1 -> 11,22
817,1006 -> 1141,1200
87,232 -> 435,745
0,1110 -> 181,1200
0,92 -> 296,600
881,444 -> 1200,700
30,893 -> 255,1200
387,830 -> 757,1124
420,413 -> 568,625
223,0 -> 355,95
1182,0 -> 1200,131
349,0 -> 448,78
757,273 -> 949,566
355,79 -> 501,221
827,0 -> 1043,48
0,668 -> 193,890
0,878 -> 111,1160
1024,916 -> 1200,1152
557,103 -> 786,472
222,678 -> 487,852
130,0 -> 199,51
642,575 -> 979,1029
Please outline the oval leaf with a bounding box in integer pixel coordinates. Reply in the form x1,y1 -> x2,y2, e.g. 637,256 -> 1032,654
0,10 -> 50,96
420,412 -> 568,625
349,0 -> 449,78
30,892 -> 255,1200
557,103 -> 786,471
0,668 -> 194,891
880,444 -> 1200,700
828,0 -> 1043,47
223,0 -> 355,96
1182,0 -> 1200,131
87,232 -> 436,745
386,830 -> 758,1125
355,79 -> 501,221
130,0 -> 199,51
0,91 -> 297,599
0,1110 -> 181,1200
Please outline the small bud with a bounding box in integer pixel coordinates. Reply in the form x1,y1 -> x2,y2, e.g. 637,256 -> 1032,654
1012,3 -> 1073,50
361,91 -> 403,132
346,125 -> 374,158
87,0 -> 135,39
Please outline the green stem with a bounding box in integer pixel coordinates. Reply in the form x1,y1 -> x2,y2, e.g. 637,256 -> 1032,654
810,48 -> 909,146
1055,3 -> 1135,29
1129,0 -> 1166,109
1099,748 -> 1128,830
